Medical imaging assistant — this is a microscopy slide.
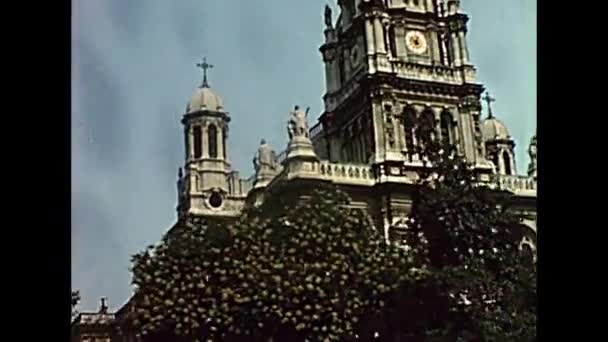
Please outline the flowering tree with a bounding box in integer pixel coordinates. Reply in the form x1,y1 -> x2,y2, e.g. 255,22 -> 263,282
129,185 -> 419,342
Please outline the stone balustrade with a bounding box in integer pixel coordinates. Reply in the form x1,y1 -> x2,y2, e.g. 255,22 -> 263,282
490,174 -> 537,196
270,153 -> 535,198
318,161 -> 375,185
391,61 -> 478,85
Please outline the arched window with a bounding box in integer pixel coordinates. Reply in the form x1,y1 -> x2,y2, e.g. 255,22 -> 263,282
492,153 -> 500,173
440,112 -> 454,145
503,150 -> 512,175
193,126 -> 202,158
208,124 -> 218,158
419,109 -> 436,144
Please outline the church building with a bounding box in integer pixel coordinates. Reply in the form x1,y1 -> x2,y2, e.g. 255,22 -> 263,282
72,1 -> 537,341
175,0 -> 537,239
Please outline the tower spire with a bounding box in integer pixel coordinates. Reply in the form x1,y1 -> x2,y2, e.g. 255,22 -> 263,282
196,57 -> 214,88
482,91 -> 496,119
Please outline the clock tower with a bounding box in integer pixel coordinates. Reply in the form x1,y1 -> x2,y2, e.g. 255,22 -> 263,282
314,0 -> 491,174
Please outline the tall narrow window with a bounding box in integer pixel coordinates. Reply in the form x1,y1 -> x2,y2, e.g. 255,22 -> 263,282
222,128 -> 227,159
388,26 -> 397,57
503,150 -> 512,175
403,108 -> 417,152
208,124 -> 218,158
185,128 -> 190,159
193,126 -> 202,158
338,55 -> 346,85
420,109 -> 436,143
440,112 -> 453,144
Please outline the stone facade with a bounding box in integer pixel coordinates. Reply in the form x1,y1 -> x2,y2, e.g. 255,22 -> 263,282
172,0 -> 536,235
90,1 -> 537,340
71,299 -> 116,342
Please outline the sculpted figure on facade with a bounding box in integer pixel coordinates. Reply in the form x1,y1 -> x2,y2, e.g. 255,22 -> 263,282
253,139 -> 278,175
527,134 -> 537,177
287,105 -> 310,140
324,5 -> 333,29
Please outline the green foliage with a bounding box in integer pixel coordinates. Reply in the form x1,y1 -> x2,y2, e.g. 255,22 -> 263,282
128,118 -> 536,341
395,116 -> 537,341
130,186 -> 418,341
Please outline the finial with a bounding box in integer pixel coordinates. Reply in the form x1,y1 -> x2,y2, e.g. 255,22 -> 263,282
178,167 -> 183,178
260,138 -> 267,145
196,57 -> 214,88
482,91 -> 496,119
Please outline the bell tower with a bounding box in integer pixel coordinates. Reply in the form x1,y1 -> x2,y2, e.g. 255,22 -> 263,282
176,58 -> 243,219
315,0 -> 491,174
481,92 -> 517,176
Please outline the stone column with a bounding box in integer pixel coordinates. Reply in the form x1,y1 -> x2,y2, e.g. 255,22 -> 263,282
324,59 -> 333,93
395,26 -> 407,58
425,0 -> 436,13
497,148 -> 505,175
223,127 -> 230,163
365,18 -> 375,55
187,127 -> 193,161
202,125 -> 209,158
384,21 -> 393,58
451,110 -> 461,153
451,31 -> 462,66
431,30 -> 441,63
216,124 -> 223,160
458,111 -> 475,161
459,30 -> 470,64
374,17 -> 386,54
510,151 -> 517,175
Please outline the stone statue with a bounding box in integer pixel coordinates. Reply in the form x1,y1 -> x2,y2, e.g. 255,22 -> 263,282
287,105 -> 310,140
324,5 -> 333,29
177,168 -> 184,193
253,139 -> 278,175
527,134 -> 537,177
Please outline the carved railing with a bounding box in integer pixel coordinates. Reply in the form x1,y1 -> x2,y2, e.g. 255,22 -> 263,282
391,61 -> 476,85
490,174 -> 537,195
318,161 -> 375,185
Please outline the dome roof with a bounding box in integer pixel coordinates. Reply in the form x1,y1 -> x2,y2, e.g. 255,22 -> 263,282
186,86 -> 224,114
481,117 -> 511,142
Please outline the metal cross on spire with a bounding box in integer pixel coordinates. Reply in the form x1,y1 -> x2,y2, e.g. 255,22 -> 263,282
482,91 -> 496,118
196,57 -> 213,88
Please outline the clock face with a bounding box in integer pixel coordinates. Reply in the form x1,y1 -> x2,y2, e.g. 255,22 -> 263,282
405,31 -> 427,55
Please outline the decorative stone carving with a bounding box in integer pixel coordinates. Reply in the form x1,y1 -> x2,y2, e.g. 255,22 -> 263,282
287,105 -> 310,140
253,139 -> 278,175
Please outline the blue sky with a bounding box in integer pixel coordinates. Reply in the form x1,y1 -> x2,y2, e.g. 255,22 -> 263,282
72,0 -> 536,312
